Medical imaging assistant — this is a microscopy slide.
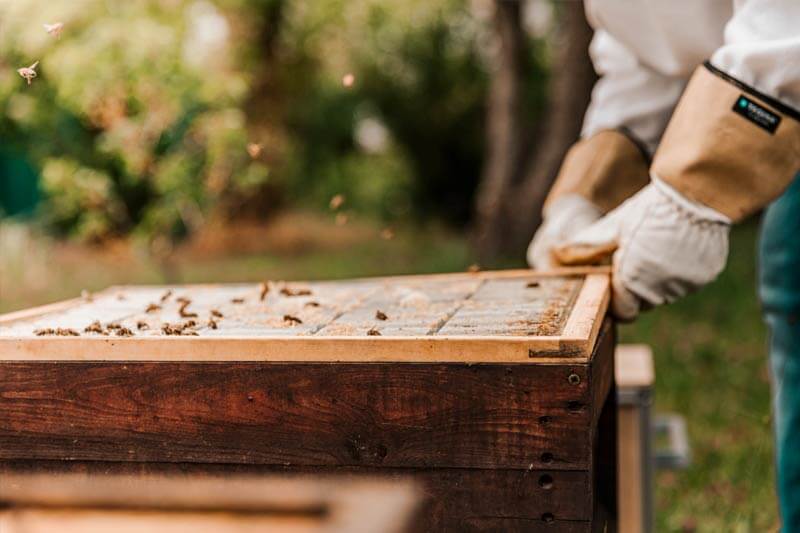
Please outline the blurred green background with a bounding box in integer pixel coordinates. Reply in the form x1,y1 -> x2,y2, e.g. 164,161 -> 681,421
0,1 -> 777,530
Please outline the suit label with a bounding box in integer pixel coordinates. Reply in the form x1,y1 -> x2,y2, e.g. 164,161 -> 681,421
733,95 -> 781,134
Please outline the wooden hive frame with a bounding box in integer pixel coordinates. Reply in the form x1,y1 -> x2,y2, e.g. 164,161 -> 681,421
0,268 -> 609,363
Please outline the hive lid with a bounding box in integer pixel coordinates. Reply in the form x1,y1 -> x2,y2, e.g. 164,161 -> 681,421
0,268 -> 609,363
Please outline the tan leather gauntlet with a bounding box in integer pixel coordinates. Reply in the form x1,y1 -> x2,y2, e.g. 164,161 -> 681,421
545,130 -> 650,214
653,63 -> 800,222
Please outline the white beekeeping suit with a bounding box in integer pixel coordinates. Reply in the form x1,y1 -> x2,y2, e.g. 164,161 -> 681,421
529,0 -> 800,319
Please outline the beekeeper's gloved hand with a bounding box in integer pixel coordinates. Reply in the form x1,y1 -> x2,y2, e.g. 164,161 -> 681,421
552,177 -> 731,321
526,195 -> 602,269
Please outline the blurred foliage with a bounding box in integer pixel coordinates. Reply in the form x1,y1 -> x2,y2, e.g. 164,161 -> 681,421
274,0 -> 548,225
0,0 -> 267,244
0,0 -> 551,239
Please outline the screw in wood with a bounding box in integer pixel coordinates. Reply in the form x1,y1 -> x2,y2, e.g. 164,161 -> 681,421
567,373 -> 581,385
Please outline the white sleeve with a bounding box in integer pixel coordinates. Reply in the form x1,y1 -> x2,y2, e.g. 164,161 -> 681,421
581,30 -> 688,155
711,0 -> 800,111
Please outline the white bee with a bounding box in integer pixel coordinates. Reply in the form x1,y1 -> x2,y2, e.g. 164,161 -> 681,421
246,143 -> 262,158
17,61 -> 39,85
43,22 -> 64,38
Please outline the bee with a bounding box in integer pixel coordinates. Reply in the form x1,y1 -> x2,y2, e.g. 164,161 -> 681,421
145,303 -> 162,313
17,61 -> 39,85
526,281 -> 541,288
115,327 -> 134,337
247,143 -> 263,159
161,323 -> 181,336
160,290 -> 173,303
367,328 -> 381,336
136,321 -> 149,331
231,297 -> 245,304
62,328 -> 80,336
178,301 -> 198,318
280,287 -> 312,297
375,310 -> 388,321
304,301 -> 321,308
43,22 -> 64,38
207,318 -> 218,330
210,309 -> 224,318
84,321 -> 104,334
283,314 -> 303,325
34,328 -> 55,336
259,282 -> 270,302
329,194 -> 345,210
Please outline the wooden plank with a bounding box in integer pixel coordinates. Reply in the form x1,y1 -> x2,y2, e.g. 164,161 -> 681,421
0,335 -> 581,363
0,462 -> 594,527
618,406 -> 643,533
0,360 -> 594,470
615,344 -> 654,389
560,274 -> 611,355
590,327 -> 618,532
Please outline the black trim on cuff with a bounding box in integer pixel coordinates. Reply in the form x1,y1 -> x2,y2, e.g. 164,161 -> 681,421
704,61 -> 800,122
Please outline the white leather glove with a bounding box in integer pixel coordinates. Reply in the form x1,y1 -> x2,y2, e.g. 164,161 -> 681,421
526,195 -> 602,269
553,177 -> 731,321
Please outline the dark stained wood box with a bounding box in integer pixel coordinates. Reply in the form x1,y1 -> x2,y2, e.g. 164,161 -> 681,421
0,269 -> 616,532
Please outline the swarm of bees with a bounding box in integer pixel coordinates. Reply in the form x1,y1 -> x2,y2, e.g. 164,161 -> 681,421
34,327 -> 79,337
33,281 -> 397,337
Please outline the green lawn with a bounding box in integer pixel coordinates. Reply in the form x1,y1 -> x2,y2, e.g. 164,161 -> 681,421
621,221 -> 778,532
0,217 -> 777,530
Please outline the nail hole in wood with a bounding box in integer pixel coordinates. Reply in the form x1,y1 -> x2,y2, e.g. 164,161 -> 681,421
567,401 -> 583,412
538,415 -> 551,425
540,452 -> 553,464
376,444 -> 388,459
538,474 -> 554,490
541,512 -> 555,523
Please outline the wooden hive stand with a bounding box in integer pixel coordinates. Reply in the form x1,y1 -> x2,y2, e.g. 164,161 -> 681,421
0,268 -> 616,532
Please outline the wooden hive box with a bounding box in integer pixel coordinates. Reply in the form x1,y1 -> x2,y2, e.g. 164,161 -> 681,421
0,269 -> 616,532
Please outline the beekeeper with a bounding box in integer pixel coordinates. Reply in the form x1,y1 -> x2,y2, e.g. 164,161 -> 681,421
526,0 -> 800,527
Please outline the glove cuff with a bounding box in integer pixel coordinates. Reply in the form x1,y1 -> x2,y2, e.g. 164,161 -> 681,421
545,129 -> 650,214
652,62 -> 800,222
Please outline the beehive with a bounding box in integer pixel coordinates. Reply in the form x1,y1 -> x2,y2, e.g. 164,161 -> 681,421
0,269 -> 616,532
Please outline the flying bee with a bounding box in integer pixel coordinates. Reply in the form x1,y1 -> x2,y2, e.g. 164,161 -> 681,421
17,61 -> 39,85
43,22 -> 64,38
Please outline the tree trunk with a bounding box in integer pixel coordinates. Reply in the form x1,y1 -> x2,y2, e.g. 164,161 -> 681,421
474,1 -> 596,262
473,0 -> 529,260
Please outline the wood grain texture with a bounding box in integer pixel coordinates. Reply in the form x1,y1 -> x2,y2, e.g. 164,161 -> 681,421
0,462 -> 594,528
0,271 -> 609,361
0,360 -> 593,470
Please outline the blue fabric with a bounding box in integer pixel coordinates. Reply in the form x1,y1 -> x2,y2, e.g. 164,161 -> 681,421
760,173 -> 800,532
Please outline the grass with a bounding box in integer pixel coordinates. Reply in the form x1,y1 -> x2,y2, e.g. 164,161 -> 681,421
621,221 -> 778,532
0,215 -> 777,530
